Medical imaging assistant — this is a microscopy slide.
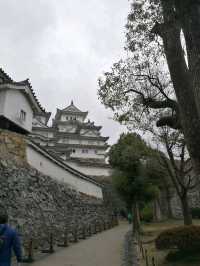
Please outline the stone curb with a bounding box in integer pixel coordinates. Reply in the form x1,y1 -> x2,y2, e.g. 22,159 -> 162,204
121,230 -> 140,266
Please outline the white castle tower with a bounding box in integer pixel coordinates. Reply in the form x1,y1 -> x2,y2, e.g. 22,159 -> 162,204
31,101 -> 111,178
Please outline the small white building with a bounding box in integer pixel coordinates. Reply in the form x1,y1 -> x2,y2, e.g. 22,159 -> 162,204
0,69 -> 49,134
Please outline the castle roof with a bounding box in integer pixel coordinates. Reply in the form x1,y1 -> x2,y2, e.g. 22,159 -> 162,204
54,131 -> 109,141
47,143 -> 109,151
0,68 -> 48,115
62,100 -> 84,113
53,120 -> 102,131
54,101 -> 88,120
0,68 -> 12,83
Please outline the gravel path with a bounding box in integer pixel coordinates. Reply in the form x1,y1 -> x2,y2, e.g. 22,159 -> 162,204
32,222 -> 130,266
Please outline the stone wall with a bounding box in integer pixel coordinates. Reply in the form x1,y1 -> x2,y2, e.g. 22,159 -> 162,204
0,129 -> 27,165
170,189 -> 200,218
0,130 -> 114,256
154,187 -> 200,220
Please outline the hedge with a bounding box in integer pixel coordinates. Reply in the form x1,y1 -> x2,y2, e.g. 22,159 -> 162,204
191,208 -> 200,219
140,205 -> 153,223
155,225 -> 200,251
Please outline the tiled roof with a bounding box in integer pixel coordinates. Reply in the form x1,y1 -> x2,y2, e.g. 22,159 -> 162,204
0,68 -> 12,82
0,68 -> 47,114
47,143 -> 109,150
62,100 -> 88,114
11,78 -> 46,113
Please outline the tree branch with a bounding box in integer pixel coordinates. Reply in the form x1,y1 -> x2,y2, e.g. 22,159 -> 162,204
143,98 -> 178,110
156,115 -> 181,129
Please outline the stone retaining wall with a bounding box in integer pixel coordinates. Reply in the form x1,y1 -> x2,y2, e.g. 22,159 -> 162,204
0,130 -> 115,258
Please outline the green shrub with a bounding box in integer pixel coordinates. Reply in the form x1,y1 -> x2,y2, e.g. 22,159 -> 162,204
166,250 -> 200,263
155,225 -> 200,251
141,205 -> 153,222
191,207 -> 200,219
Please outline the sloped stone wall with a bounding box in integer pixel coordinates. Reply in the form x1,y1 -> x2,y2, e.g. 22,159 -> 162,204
0,130 -> 114,254
0,162 -> 111,244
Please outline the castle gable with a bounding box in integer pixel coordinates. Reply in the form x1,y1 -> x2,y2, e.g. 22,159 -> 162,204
32,118 -> 49,128
80,129 -> 100,137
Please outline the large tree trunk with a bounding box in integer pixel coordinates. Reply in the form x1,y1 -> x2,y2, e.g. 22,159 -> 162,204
180,192 -> 192,225
156,0 -> 200,175
165,188 -> 174,219
175,0 -> 200,110
132,201 -> 141,233
153,197 -> 163,222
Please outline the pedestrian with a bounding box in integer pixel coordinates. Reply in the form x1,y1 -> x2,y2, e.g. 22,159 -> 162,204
0,210 -> 22,266
127,212 -> 132,224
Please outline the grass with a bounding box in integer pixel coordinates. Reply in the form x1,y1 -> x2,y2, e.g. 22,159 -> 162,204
139,219 -> 200,266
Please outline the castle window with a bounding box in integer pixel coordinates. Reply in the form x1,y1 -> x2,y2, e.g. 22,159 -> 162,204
82,149 -> 88,154
66,116 -> 68,120
20,110 -> 26,121
72,149 -> 76,153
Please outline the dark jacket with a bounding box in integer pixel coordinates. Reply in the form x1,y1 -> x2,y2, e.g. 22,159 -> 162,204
0,224 -> 22,266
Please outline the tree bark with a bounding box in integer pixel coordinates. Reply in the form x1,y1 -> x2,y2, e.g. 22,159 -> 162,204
175,0 -> 200,112
165,188 -> 174,219
156,0 -> 200,176
180,192 -> 193,225
153,199 -> 162,222
132,201 -> 141,233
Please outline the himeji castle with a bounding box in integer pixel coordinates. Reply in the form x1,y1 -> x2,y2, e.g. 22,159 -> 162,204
0,68 -> 104,197
31,101 -> 111,178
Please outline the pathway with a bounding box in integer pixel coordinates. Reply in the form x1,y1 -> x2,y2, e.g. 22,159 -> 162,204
32,222 -> 130,266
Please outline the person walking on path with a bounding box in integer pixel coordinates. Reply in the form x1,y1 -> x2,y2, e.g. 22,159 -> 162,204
127,212 -> 132,224
0,210 -> 22,266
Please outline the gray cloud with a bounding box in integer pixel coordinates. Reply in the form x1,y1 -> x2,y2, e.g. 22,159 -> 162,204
0,0 -> 129,143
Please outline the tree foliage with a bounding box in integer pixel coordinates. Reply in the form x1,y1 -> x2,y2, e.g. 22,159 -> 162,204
98,0 -> 200,176
110,133 -> 159,207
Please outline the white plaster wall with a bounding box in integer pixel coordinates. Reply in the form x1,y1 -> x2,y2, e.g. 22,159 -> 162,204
47,132 -> 54,138
78,116 -> 84,122
58,125 -> 76,133
66,161 -> 112,177
68,139 -> 79,144
59,139 -> 104,146
61,115 -> 65,121
48,143 -> 55,146
26,145 -> 103,198
3,89 -> 33,131
70,148 -> 105,159
0,90 -> 6,115
61,115 -> 84,122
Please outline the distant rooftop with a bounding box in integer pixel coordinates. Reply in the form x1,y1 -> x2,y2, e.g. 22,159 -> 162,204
62,100 -> 88,115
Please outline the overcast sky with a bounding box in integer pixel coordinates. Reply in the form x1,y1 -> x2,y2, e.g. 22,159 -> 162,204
0,0 -> 130,144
